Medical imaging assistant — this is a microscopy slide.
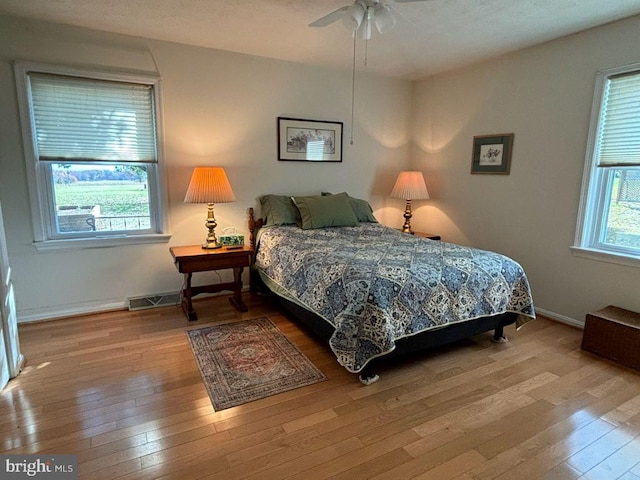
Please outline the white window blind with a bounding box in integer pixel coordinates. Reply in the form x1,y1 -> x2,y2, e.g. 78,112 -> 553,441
29,73 -> 157,163
597,70 -> 640,167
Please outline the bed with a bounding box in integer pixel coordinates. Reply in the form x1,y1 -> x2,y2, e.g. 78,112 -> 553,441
248,192 -> 535,384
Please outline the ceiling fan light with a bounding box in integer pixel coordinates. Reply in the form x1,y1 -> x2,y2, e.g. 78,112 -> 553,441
357,5 -> 375,40
374,5 -> 397,34
342,2 -> 365,31
359,16 -> 372,40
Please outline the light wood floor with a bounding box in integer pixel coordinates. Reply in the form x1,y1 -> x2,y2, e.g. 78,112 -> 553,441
2,293 -> 640,480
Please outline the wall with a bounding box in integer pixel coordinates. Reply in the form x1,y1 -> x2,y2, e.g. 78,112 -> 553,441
0,16 -> 412,321
411,15 -> 640,325
4,14 -> 638,326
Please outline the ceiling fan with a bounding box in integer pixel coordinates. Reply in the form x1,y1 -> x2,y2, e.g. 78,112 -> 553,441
310,1 -> 431,145
309,0 -> 430,40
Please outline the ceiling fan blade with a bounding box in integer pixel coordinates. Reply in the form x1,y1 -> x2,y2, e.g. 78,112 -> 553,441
309,6 -> 350,27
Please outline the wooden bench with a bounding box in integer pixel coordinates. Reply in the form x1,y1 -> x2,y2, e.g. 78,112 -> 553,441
582,305 -> 640,371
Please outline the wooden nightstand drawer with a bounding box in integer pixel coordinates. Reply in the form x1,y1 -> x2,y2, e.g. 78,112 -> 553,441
171,245 -> 252,273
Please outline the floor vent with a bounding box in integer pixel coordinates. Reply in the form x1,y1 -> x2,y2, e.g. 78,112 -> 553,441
128,292 -> 181,311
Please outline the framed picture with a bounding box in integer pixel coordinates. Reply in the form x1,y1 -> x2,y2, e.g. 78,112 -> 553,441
278,117 -> 343,162
471,133 -> 514,174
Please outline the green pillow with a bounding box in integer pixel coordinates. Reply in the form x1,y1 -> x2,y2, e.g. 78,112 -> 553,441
260,194 -> 299,226
348,197 -> 377,223
292,192 -> 358,229
321,192 -> 377,223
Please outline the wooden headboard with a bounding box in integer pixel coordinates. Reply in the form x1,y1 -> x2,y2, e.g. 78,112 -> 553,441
248,207 -> 264,249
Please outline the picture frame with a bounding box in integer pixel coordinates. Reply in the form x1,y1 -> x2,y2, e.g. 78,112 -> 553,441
470,133 -> 514,174
277,117 -> 343,162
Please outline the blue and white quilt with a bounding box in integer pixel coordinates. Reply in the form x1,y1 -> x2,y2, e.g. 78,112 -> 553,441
255,223 -> 535,373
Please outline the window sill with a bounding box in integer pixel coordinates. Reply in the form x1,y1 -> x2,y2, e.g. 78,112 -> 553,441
33,233 -> 172,251
570,246 -> 640,268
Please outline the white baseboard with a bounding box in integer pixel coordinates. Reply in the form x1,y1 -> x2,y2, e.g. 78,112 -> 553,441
535,307 -> 584,329
16,287 -> 251,324
17,299 -> 127,324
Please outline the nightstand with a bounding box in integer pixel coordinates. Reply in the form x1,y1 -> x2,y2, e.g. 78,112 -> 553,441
170,245 -> 253,321
413,232 -> 441,241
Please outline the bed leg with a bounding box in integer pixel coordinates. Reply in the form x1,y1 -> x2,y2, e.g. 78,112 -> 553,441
358,366 -> 380,385
491,325 -> 509,344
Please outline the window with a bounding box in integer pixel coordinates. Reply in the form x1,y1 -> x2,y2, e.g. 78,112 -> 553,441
14,63 -> 170,249
574,63 -> 640,265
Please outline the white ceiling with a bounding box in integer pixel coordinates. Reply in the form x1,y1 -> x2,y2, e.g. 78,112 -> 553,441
2,0 -> 640,79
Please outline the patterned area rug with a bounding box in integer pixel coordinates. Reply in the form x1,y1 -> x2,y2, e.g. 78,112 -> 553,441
186,317 -> 326,410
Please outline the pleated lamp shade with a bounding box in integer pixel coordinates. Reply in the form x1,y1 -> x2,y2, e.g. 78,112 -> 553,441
390,171 -> 430,200
390,171 -> 429,234
184,167 -> 236,204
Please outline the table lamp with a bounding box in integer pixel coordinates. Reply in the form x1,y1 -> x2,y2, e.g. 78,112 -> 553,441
390,170 -> 430,234
184,167 -> 236,249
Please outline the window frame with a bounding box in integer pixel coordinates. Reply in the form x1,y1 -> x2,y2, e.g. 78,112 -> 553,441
573,61 -> 640,267
14,62 -> 171,249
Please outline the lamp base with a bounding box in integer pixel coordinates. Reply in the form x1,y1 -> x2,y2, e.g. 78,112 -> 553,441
202,241 -> 222,250
201,203 -> 222,249
400,199 -> 414,234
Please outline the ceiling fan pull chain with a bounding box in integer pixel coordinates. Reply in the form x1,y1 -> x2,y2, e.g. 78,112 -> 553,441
364,37 -> 369,67
350,32 -> 357,145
